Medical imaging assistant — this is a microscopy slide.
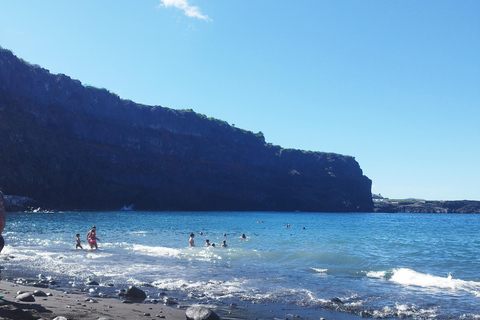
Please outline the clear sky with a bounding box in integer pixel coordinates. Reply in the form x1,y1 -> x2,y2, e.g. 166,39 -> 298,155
1,1 -> 479,200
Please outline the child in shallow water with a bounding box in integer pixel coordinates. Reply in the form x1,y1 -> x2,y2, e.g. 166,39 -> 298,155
75,233 -> 83,249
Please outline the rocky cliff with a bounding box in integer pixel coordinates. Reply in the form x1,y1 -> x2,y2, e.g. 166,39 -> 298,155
0,49 -> 373,212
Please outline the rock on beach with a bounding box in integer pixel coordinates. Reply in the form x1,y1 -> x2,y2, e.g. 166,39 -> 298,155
124,286 -> 147,303
32,290 -> 48,297
15,292 -> 35,302
0,281 -> 188,320
186,306 -> 221,320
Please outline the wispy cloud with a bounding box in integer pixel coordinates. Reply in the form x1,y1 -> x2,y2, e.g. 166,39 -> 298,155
159,0 -> 211,21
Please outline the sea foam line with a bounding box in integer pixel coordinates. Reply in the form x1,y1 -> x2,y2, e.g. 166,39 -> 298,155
367,268 -> 480,297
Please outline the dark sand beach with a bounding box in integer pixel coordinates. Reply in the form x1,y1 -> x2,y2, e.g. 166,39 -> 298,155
0,280 -> 369,320
0,280 -> 185,320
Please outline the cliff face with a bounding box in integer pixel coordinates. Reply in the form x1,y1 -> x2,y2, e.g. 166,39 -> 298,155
0,49 -> 373,212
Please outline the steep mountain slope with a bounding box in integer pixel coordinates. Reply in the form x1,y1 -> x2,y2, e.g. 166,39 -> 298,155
0,49 -> 373,212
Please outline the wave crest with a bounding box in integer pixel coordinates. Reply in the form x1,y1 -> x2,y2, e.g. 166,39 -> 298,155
367,268 -> 480,297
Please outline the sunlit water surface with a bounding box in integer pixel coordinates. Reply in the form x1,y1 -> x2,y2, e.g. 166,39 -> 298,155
2,211 -> 479,319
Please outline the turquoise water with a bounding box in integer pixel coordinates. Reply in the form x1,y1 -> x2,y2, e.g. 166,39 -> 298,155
2,211 -> 480,319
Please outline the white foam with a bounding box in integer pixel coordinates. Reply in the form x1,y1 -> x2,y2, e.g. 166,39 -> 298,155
131,244 -> 225,262
132,244 -> 181,258
366,270 -> 387,279
151,278 -> 247,297
392,268 -> 454,289
369,268 -> 480,297
309,267 -> 328,276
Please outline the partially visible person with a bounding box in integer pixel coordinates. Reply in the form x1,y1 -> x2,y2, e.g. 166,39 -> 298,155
75,233 -> 83,249
0,191 -> 5,253
86,226 -> 100,249
240,233 -> 247,239
189,233 -> 195,247
211,243 -> 216,247
221,240 -> 228,247
205,239 -> 211,246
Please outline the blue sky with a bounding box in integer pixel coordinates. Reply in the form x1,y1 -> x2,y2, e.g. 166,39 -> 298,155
1,1 -> 479,200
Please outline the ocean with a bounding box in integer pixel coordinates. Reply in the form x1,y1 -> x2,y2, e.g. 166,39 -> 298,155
2,211 -> 479,319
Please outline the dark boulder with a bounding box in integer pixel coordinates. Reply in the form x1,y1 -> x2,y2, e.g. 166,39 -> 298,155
330,297 -> 343,304
32,290 -> 48,297
33,282 -> 49,288
124,286 -> 147,303
163,297 -> 178,305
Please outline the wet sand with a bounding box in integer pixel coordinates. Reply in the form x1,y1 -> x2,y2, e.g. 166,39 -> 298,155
0,280 -> 370,320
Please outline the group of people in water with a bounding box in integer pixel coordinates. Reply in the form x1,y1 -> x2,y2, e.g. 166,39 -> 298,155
187,225 -> 297,248
1,190 -> 298,254
75,225 -> 100,250
189,232 -> 248,248
202,238 -> 227,247
75,226 -> 244,250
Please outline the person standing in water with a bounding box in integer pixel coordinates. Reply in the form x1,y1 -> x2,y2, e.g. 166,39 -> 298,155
0,191 -> 6,253
86,226 -> 100,249
189,233 -> 195,247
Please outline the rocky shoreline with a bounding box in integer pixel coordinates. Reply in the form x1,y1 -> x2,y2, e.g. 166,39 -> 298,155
0,280 -> 186,320
0,275 -> 366,320
374,200 -> 480,213
4,193 -> 480,214
2,194 -> 38,212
